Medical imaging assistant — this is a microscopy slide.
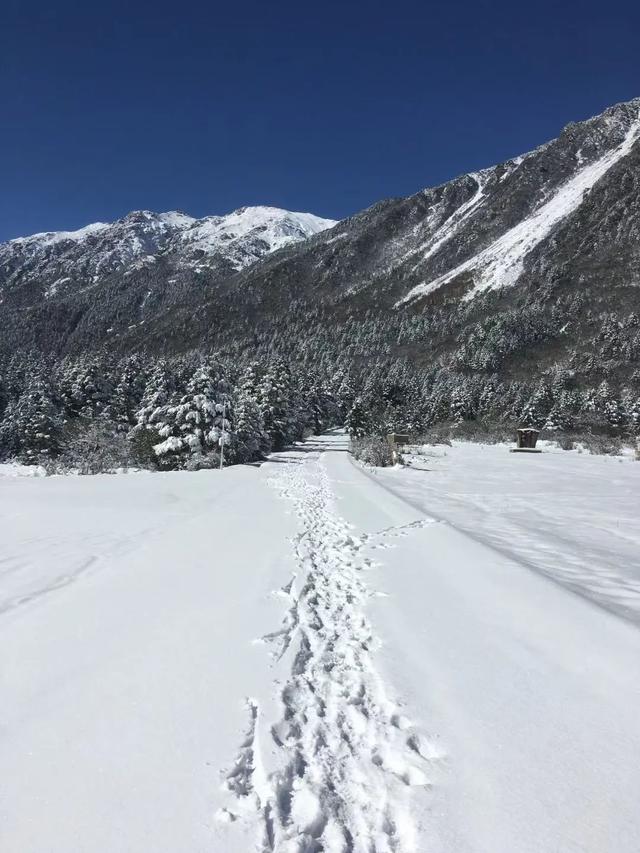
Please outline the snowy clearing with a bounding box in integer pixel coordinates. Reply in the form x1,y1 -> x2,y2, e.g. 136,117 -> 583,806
2,435 -> 640,852
377,440 -> 640,624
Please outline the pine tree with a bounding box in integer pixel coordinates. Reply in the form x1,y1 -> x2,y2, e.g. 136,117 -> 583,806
0,382 -> 63,464
604,397 -> 627,431
596,380 -> 613,413
544,391 -> 574,432
102,356 -> 148,433
478,377 -> 499,419
258,359 -> 296,451
345,396 -> 370,438
520,382 -> 552,429
232,392 -> 267,462
298,370 -> 335,436
135,360 -> 177,428
334,370 -> 356,421
152,361 -> 232,469
449,380 -> 474,424
58,357 -> 112,419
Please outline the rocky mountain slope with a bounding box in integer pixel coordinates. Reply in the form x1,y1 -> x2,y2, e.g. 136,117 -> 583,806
1,97 -> 639,367
223,96 -> 640,313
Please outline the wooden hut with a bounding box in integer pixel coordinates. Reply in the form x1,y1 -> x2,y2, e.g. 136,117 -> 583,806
510,427 -> 542,453
386,433 -> 411,448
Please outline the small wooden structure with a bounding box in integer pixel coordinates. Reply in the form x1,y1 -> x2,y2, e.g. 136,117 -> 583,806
387,433 -> 411,464
386,433 -> 411,447
510,427 -> 542,453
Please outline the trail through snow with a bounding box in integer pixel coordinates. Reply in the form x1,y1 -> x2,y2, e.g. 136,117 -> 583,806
219,446 -> 435,852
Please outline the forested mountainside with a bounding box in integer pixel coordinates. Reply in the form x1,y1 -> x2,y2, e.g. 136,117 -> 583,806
1,98 -> 640,469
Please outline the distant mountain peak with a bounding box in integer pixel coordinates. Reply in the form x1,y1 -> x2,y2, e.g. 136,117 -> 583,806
0,205 -> 337,299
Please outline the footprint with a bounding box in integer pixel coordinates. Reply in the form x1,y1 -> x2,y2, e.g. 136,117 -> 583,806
214,807 -> 237,823
390,712 -> 412,731
402,766 -> 430,787
407,732 -> 444,761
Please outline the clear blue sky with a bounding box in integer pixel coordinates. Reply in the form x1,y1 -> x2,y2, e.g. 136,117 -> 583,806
1,0 -> 639,241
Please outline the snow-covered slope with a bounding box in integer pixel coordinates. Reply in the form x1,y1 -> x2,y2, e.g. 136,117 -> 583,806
399,105 -> 640,304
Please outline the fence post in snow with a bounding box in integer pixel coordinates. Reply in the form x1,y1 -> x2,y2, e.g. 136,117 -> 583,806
219,401 -> 227,470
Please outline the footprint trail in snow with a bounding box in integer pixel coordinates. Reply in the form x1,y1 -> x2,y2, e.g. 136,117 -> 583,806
220,452 -> 440,852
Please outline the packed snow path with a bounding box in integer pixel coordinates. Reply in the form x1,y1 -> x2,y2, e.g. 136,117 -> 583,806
219,446 -> 433,851
2,435 -> 640,852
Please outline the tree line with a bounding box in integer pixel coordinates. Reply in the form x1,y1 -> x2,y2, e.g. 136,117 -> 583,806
1,341 -> 638,472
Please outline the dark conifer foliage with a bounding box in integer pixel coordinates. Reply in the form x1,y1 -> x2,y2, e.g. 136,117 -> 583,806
1,288 -> 638,471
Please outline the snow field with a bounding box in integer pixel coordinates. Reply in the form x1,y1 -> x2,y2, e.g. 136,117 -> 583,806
377,441 -> 640,624
1,466 -> 300,853
327,440 -> 640,853
3,434 -> 640,852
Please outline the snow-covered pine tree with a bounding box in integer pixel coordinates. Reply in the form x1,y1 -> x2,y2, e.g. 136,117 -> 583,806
232,391 -> 267,462
232,363 -> 270,459
596,380 -> 613,413
449,379 -> 475,425
126,360 -> 179,468
58,357 -> 112,420
134,360 -> 177,428
334,369 -> 356,421
519,382 -> 552,429
297,370 -> 335,437
477,377 -> 497,418
544,391 -> 574,432
603,397 -> 627,432
345,396 -> 370,438
237,361 -> 263,401
257,359 -> 296,451
152,361 -> 232,469
0,381 -> 64,464
0,374 -> 7,423
630,397 -> 640,435
102,355 -> 148,433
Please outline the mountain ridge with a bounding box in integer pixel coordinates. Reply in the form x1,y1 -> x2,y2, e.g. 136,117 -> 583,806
0,205 -> 337,305
1,96 -> 639,368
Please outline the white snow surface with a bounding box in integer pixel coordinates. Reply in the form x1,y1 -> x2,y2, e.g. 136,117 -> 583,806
174,206 -> 337,269
8,221 -> 110,247
2,435 -> 640,852
379,440 -> 640,624
0,461 -> 47,477
400,108 -> 640,304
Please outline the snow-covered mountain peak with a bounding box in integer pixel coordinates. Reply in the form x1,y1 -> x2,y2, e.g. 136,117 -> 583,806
174,206 -> 337,269
0,204 -> 337,296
